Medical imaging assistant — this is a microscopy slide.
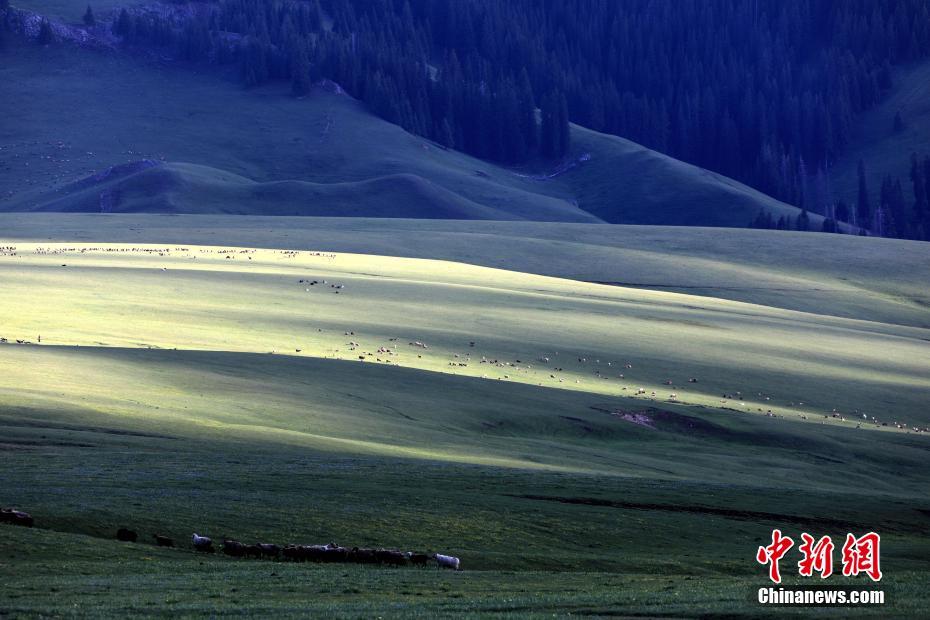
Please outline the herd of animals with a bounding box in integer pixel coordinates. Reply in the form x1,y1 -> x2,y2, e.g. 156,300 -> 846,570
4,509 -> 460,570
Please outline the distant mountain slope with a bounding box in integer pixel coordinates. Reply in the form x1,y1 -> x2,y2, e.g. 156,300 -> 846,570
562,126 -> 817,226
3,36 -> 809,226
831,59 -> 930,206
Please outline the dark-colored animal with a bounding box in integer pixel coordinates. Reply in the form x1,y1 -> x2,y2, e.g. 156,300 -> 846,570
244,544 -> 263,559
350,547 -> 379,564
192,533 -> 214,553
1,508 -> 33,527
320,544 -> 348,563
409,552 -> 431,567
153,534 -> 174,547
257,543 -> 280,559
376,549 -> 408,567
116,528 -> 138,542
223,539 -> 246,557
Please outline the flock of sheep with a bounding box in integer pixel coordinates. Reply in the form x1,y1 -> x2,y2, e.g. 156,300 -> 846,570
4,512 -> 460,570
129,529 -> 461,569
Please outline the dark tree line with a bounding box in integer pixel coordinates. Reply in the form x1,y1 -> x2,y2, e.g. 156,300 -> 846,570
755,155 -> 930,240
852,156 -> 930,240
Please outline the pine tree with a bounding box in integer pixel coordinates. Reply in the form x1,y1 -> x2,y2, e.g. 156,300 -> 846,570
114,8 -> 131,38
540,93 -> 559,159
83,5 -> 95,27
796,208 -> 810,231
37,19 -> 55,45
517,69 -> 537,152
913,153 -> 928,229
438,117 -> 455,149
835,199 -> 850,223
857,160 -> 871,229
557,93 -> 571,158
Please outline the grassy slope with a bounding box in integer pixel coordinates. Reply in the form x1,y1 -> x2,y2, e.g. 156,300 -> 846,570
1,243 -> 928,616
22,162 -> 544,220
2,213 -> 928,328
566,124 -> 816,226
0,36 -> 815,227
831,59 -> 930,207
1,243 -> 927,429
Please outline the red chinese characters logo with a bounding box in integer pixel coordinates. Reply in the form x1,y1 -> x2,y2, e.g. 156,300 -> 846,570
798,533 -> 834,578
841,532 -> 882,582
757,530 -> 882,583
756,529 -> 794,584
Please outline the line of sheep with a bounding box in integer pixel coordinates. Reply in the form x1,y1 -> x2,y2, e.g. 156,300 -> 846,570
122,529 -> 460,570
2,510 -> 460,569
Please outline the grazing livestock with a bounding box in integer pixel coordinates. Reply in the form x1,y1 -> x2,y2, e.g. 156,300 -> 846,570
192,533 -> 215,553
257,543 -> 280,559
244,544 -> 263,559
434,553 -> 461,570
0,508 -> 33,527
116,528 -> 138,542
376,549 -> 408,566
223,539 -> 246,557
322,544 -> 349,563
153,534 -> 174,547
409,552 -> 431,567
349,547 -> 379,564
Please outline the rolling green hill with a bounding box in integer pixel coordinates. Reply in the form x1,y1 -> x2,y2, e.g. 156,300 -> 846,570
17,161 -> 595,220
2,213 -> 928,328
2,242 -> 927,433
0,35 -> 819,227
831,59 -> 930,207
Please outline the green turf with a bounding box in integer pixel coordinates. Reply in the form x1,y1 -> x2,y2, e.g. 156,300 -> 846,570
1,213 -> 928,328
0,34 -> 820,227
1,242 -> 927,429
2,345 -> 928,616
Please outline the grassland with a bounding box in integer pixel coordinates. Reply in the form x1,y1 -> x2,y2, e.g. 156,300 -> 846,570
2,213 -> 928,328
2,242 -> 928,427
0,34 -> 820,227
0,240 -> 928,617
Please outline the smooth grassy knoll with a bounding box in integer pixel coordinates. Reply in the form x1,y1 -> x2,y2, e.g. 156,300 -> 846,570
1,213 -> 929,328
1,243 -> 928,430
